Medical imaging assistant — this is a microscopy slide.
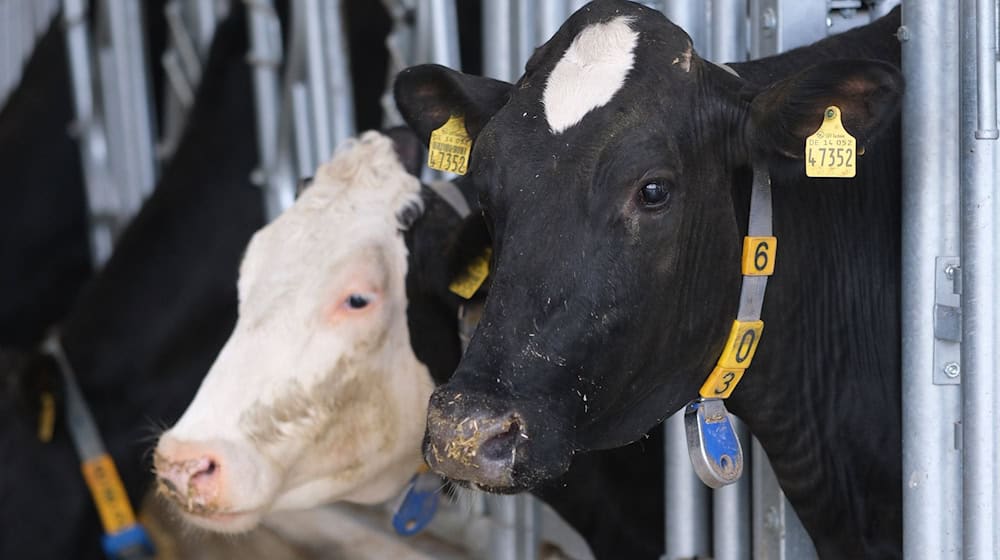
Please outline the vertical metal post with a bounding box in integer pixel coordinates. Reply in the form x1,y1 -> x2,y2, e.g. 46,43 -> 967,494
749,0 -> 827,59
662,0 -> 708,55
482,0 -> 514,82
900,2 -> 964,558
489,495 -> 540,560
101,0 -> 157,215
662,411 -> 711,560
751,441 -> 817,559
320,0 -> 355,149
512,0 -> 535,75
960,0 -> 999,558
64,0 -> 117,265
712,418 -> 751,560
709,0 -> 746,62
301,0 -> 334,165
245,0 -> 294,220
537,0 -> 568,46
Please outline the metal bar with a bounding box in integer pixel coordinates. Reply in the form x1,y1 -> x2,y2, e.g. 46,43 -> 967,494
425,0 -> 460,67
301,0 -> 332,168
64,0 -> 119,266
244,0 -> 293,220
662,0 -> 708,55
291,82 -> 314,180
662,411 -> 710,560
104,0 -> 158,213
974,0 -> 999,138
319,0 -> 354,149
960,0 -> 999,557
513,0 -> 534,75
537,0 -> 568,46
751,440 -> 817,560
709,0 -> 747,62
165,0 -> 203,84
900,2 -> 965,557
712,417 -> 751,560
482,0 -> 514,82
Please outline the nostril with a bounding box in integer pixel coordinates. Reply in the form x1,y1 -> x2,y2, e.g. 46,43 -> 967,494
480,420 -> 522,463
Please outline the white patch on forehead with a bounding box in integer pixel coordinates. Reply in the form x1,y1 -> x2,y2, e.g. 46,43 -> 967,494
543,16 -> 639,134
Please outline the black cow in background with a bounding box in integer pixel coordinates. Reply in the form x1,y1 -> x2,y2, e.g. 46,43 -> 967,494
0,21 -> 92,350
0,8 -> 263,558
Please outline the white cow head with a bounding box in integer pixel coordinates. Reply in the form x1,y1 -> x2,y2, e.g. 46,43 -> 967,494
154,131 -> 434,532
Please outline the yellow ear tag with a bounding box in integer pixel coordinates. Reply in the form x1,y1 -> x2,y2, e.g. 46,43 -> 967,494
428,115 -> 473,175
37,391 -> 55,443
805,106 -> 857,178
449,248 -> 492,299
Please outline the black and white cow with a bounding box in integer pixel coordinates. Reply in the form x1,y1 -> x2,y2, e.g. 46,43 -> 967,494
0,9 -> 265,558
395,1 -> 904,558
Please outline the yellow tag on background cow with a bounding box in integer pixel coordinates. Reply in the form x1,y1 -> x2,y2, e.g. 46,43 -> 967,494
449,248 -> 492,299
37,391 -> 55,443
428,115 -> 472,175
81,454 -> 137,533
805,106 -> 857,178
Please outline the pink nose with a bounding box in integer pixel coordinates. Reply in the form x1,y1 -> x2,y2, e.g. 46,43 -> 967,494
154,437 -> 225,513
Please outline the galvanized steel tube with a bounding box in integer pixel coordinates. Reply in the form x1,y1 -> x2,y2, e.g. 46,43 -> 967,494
974,0 -> 999,139
301,0 -> 332,167
712,418 -> 750,560
709,0 -> 746,62
901,2 -> 964,558
320,0 -> 355,148
662,411 -> 710,560
960,1 -> 999,558
662,0 -> 708,55
244,0 -> 293,219
482,0 -> 514,82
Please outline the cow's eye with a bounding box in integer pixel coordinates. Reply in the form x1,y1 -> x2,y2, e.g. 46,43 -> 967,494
639,182 -> 671,208
346,294 -> 371,309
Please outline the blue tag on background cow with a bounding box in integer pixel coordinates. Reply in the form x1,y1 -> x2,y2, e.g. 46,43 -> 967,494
684,398 -> 744,488
392,472 -> 440,536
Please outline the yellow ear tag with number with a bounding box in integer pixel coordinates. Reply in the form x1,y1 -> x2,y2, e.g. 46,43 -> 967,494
428,115 -> 472,175
449,248 -> 492,299
805,106 -> 857,178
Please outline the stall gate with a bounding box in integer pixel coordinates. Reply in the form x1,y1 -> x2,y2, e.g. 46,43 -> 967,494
1,0 -> 997,558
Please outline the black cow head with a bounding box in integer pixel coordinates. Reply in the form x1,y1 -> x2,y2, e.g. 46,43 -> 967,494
395,0 -> 902,492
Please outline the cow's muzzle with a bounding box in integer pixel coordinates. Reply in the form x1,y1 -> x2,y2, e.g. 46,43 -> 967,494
423,387 -> 529,490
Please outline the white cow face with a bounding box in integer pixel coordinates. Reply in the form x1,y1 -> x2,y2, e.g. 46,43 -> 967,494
154,132 -> 434,533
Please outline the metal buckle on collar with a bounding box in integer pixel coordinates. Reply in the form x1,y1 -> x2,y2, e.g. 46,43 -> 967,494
391,468 -> 442,536
684,398 -> 744,488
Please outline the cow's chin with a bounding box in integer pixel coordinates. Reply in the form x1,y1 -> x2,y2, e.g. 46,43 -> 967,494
172,505 -> 265,534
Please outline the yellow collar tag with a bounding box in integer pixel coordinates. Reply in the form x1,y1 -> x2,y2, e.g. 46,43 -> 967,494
81,454 -> 138,533
428,115 -> 472,175
449,248 -> 492,299
805,106 -> 857,178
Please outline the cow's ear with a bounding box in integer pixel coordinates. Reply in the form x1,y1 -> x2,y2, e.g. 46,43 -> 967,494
394,64 -> 512,146
747,59 -> 903,162
383,126 -> 425,177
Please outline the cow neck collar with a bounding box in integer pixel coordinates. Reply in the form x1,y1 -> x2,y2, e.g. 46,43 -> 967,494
39,331 -> 155,557
683,157 -> 775,489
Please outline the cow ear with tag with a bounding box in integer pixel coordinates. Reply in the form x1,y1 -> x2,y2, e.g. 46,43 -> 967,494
746,59 -> 903,166
393,64 -> 512,148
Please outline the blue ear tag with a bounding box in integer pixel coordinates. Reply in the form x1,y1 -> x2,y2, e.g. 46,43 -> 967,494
392,472 -> 441,536
684,398 -> 744,488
